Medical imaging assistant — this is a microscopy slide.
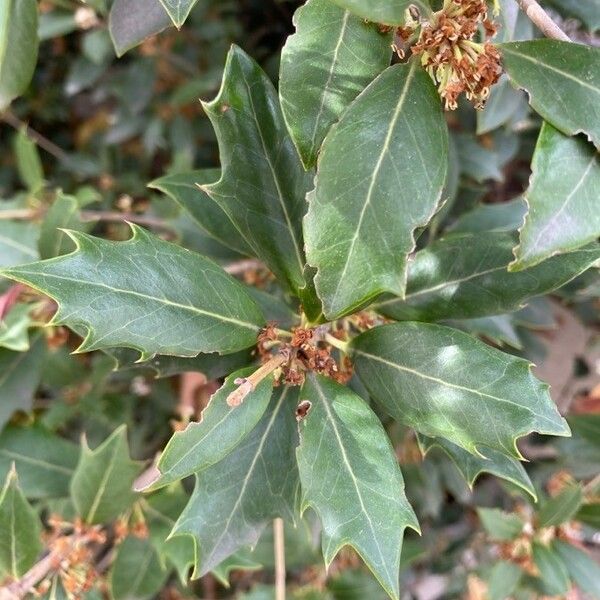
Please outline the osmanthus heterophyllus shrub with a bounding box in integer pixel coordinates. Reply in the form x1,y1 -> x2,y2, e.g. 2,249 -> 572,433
1,0 -> 600,597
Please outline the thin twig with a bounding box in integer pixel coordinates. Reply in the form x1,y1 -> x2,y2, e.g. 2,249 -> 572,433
0,552 -> 58,599
0,209 -> 38,220
0,111 -> 70,162
273,518 -> 286,600
223,258 -> 264,275
79,210 -> 174,232
516,0 -> 571,41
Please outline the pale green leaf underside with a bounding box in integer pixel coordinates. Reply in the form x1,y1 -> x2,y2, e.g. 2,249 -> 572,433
501,40 -> 600,149
298,374 -> 418,600
417,435 -> 536,499
147,368 -> 273,490
351,322 -> 569,459
202,45 -> 313,296
148,169 -> 253,257
172,387 -> 300,577
0,468 -> 42,578
511,123 -> 600,271
0,303 -> 31,352
329,0 -> 410,25
70,426 -> 141,524
280,0 -> 392,168
305,61 -> 448,319
1,225 -> 265,359
373,231 -> 600,321
158,0 -> 199,27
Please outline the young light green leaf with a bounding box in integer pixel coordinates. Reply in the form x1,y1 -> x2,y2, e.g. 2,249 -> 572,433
1,225 -> 265,358
537,485 -> 583,528
418,435 -> 535,499
0,0 -> 39,110
305,61 -> 448,319
501,41 -> 600,148
510,123 -> 600,271
373,232 -> 600,322
158,0 -> 200,27
110,536 -> 168,600
70,426 -> 141,524
0,303 -> 31,352
202,45 -> 313,297
532,542 -> 570,597
14,129 -> 44,193
108,0 -> 172,57
328,0 -> 410,25
171,386 -> 300,577
554,540 -> 600,598
0,424 -> 79,499
280,0 -> 392,168
351,322 -> 570,459
0,335 -> 46,430
38,192 -> 82,259
477,508 -> 524,541
143,368 -> 274,490
0,221 -> 39,270
149,169 -> 253,256
0,467 -> 42,578
297,374 -> 418,600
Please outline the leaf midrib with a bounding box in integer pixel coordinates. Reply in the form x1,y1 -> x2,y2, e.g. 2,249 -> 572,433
0,449 -> 74,476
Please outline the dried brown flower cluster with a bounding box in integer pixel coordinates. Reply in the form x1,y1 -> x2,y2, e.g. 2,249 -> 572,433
399,0 -> 503,110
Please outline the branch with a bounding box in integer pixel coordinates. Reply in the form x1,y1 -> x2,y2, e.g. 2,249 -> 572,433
273,518 -> 286,600
516,0 -> 571,41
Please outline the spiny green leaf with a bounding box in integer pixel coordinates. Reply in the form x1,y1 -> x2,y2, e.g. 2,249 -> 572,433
0,424 -> 79,499
297,374 -> 418,600
110,536 -> 168,600
38,192 -> 82,259
70,426 -> 142,524
477,508 -> 524,541
0,334 -> 46,430
328,0 -> 411,25
501,40 -> 600,148
554,540 -> 600,598
143,368 -> 274,490
373,232 -> 600,322
202,45 -> 313,297
305,61 -> 448,319
0,0 -> 39,110
418,435 -> 535,499
0,467 -> 42,578
1,225 -> 265,358
537,485 -> 583,528
148,169 -> 253,256
510,123 -> 600,271
351,322 -> 569,459
532,542 -> 570,596
280,0 -> 392,168
171,386 -> 300,577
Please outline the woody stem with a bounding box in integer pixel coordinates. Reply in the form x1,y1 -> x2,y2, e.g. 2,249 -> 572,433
515,0 -> 570,41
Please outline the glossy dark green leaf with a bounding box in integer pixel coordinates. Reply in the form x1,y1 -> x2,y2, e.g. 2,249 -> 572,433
202,46 -> 313,297
447,315 -> 522,349
545,0 -> 600,31
532,542 -> 570,596
373,232 -> 600,321
554,540 -> 600,598
110,536 -> 168,600
0,467 -> 42,577
448,198 -> 527,234
305,61 -> 448,319
418,436 -> 535,499
297,374 -> 418,600
351,322 -> 569,459
576,503 -> 600,528
171,386 -> 300,577
501,41 -> 600,148
511,123 -> 600,271
0,425 -> 79,499
158,0 -> 200,27
108,0 -> 172,57
149,169 -> 253,256
280,0 -> 392,168
70,426 -> 141,524
477,508 -> 524,541
0,0 -> 39,110
0,334 -> 46,430
476,75 -> 527,135
328,0 -> 410,25
38,192 -> 81,259
455,133 -> 503,183
537,485 -> 583,527
144,368 -> 274,490
1,226 -> 265,358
